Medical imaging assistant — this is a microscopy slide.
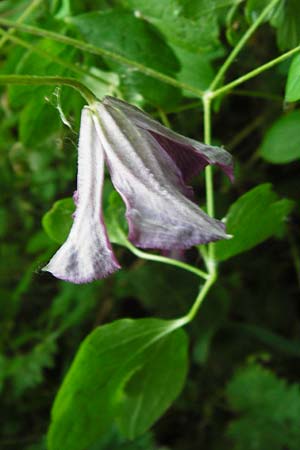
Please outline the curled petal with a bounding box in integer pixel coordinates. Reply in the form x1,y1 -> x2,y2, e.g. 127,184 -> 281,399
93,102 -> 230,250
43,108 -> 120,283
103,96 -> 234,182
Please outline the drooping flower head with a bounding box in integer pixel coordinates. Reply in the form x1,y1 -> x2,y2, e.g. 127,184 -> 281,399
43,97 -> 233,283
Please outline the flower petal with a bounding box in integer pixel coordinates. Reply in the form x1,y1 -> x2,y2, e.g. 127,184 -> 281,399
93,102 -> 230,250
43,107 -> 120,283
103,96 -> 234,182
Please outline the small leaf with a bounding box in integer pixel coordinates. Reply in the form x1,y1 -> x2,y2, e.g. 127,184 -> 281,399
285,54 -> 300,102
47,318 -> 188,450
42,198 -> 75,244
260,111 -> 300,163
215,184 -> 294,261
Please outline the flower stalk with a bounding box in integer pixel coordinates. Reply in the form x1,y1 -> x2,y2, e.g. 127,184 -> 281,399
0,74 -> 96,104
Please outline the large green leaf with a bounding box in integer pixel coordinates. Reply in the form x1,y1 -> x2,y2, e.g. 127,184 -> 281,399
47,318 -> 188,450
120,0 -> 234,53
69,10 -> 181,107
260,111 -> 300,163
215,184 -> 294,261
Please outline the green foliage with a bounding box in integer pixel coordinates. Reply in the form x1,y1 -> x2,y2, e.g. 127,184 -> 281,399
48,319 -> 188,449
226,363 -> 300,450
271,0 -> 300,50
246,0 -> 300,50
42,197 -> 75,244
286,54 -> 300,102
0,0 -> 300,448
69,10 -> 181,107
215,184 -> 294,261
260,111 -> 300,163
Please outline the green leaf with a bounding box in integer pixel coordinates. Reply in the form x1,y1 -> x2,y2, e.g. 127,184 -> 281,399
118,325 -> 188,438
285,54 -> 300,102
260,111 -> 300,163
246,0 -> 300,50
104,191 -> 128,246
172,46 -> 215,95
47,318 -> 188,450
120,0 -> 221,53
69,10 -> 181,107
271,0 -> 300,50
42,197 -> 75,244
215,184 -> 294,261
226,363 -> 300,450
19,99 -> 60,148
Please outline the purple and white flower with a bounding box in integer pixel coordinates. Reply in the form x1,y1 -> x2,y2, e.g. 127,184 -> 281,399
43,97 -> 233,283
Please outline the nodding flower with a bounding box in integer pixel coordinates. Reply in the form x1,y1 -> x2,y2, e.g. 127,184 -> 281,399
43,96 -> 233,283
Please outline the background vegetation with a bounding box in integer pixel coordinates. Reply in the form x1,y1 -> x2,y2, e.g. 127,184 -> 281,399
0,0 -> 300,449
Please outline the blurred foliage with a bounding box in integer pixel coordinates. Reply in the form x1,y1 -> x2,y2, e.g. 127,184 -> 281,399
0,0 -> 299,449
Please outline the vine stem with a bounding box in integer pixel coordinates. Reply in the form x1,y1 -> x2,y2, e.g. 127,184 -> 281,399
210,0 -> 281,90
0,28 -> 115,89
182,272 -> 217,324
211,44 -> 300,99
0,74 -> 96,104
123,238 -> 209,281
203,94 -> 216,271
0,17 -> 204,98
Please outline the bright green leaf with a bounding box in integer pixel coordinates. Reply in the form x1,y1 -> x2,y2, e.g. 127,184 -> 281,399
42,197 -> 75,244
260,111 -> 300,163
47,318 -> 188,450
172,46 -> 215,95
122,0 -> 220,53
285,54 -> 300,102
104,191 -> 128,246
215,184 -> 294,261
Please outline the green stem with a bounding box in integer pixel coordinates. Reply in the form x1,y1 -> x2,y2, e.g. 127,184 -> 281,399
158,108 -> 171,128
0,0 -> 42,49
212,44 -> 300,99
0,74 -> 95,104
124,238 -> 209,280
0,18 -> 204,98
202,95 -> 216,271
210,0 -> 281,91
182,272 -> 217,324
203,96 -> 214,217
0,29 -> 114,89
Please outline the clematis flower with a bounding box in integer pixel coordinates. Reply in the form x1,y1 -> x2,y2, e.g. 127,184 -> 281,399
43,96 -> 233,283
